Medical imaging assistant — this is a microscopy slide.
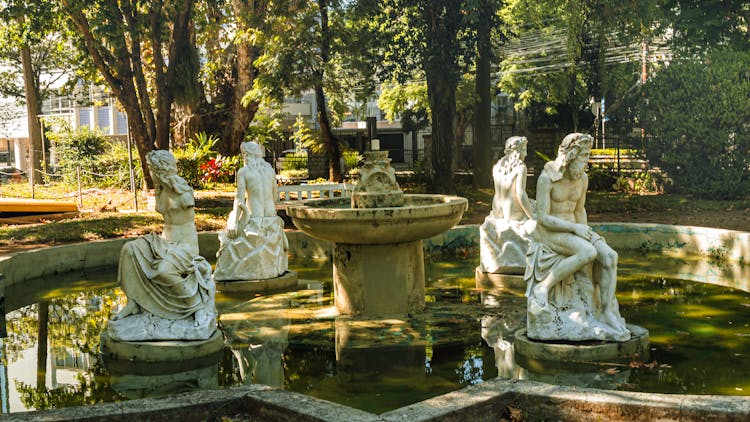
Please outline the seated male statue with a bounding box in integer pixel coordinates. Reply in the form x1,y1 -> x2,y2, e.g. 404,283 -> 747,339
214,141 -> 289,281
525,133 -> 630,341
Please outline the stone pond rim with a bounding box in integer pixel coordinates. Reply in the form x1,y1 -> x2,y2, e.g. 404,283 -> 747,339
286,194 -> 468,244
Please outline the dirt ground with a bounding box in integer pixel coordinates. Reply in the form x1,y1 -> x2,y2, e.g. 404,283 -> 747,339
587,208 -> 750,232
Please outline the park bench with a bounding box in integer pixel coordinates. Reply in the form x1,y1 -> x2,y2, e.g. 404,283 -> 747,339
275,183 -> 354,228
276,183 -> 354,205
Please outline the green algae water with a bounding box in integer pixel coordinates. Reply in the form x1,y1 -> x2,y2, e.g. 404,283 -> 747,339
1,251 -> 749,414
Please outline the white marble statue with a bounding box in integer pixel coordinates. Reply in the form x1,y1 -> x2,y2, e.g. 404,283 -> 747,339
525,133 -> 629,342
479,136 -> 536,274
108,150 -> 217,341
213,141 -> 289,281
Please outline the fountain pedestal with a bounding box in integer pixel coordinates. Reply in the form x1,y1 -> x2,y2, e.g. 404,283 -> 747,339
334,241 -> 425,316
288,151 -> 466,318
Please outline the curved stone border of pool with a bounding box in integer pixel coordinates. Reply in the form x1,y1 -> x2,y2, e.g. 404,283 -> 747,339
1,222 -> 749,421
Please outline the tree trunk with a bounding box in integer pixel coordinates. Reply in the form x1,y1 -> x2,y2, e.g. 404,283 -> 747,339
316,0 -> 342,182
315,83 -> 342,182
223,0 -> 261,157
36,301 -> 49,389
21,44 -> 43,185
473,0 -> 493,188
426,73 -> 457,193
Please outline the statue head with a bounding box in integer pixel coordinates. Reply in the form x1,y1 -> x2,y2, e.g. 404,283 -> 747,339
146,149 -> 191,193
146,149 -> 178,176
504,136 -> 528,160
556,133 -> 593,180
241,141 -> 264,160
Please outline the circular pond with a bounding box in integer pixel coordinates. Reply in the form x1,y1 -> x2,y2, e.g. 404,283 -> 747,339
1,248 -> 748,415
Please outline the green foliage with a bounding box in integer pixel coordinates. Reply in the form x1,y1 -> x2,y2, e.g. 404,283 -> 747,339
640,51 -> 750,199
378,81 -> 430,128
282,152 -> 309,171
279,168 -> 309,180
342,150 -> 363,170
291,114 -> 319,153
49,127 -> 111,186
173,132 -> 220,188
246,107 -> 283,146
613,171 -> 664,195
498,0 -> 656,129
0,0 -> 76,98
659,0 -> 750,54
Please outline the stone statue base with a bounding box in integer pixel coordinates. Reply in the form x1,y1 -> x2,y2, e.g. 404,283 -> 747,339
214,216 -> 289,281
216,270 -> 299,293
479,216 -> 533,274
514,324 -> 650,365
100,329 -> 225,370
106,311 -> 217,342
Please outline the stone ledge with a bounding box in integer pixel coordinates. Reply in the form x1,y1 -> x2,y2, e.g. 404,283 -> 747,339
514,324 -> 650,364
215,270 -> 299,293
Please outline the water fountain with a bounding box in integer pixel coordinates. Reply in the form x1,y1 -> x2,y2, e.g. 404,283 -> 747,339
286,148 -> 467,317
1,145 -> 749,420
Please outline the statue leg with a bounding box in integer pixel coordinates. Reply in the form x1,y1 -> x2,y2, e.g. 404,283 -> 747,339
112,300 -> 140,320
532,235 -> 598,307
592,240 -> 626,330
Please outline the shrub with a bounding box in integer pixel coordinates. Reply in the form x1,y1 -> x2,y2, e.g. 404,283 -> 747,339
49,128 -> 109,187
281,152 -> 308,171
342,150 -> 363,174
200,154 -> 240,186
640,50 -> 750,199
173,132 -> 219,188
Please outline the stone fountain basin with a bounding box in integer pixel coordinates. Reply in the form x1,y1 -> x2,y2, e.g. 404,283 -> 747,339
287,194 -> 468,244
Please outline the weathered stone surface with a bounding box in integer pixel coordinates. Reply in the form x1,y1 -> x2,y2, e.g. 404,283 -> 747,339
351,150 -> 404,209
111,150 -> 217,342
514,324 -> 650,364
333,241 -> 425,317
106,309 -> 217,341
100,329 -> 225,364
214,141 -> 289,282
479,136 -> 535,275
525,133 -> 629,342
214,217 -> 289,281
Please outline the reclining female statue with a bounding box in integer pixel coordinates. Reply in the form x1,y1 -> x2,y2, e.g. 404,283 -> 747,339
107,150 -> 216,341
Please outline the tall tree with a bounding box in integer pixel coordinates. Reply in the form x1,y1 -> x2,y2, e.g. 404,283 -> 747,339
254,0 -> 375,182
375,0 -> 475,193
0,0 -> 72,184
469,0 -> 503,188
60,0 -> 197,188
659,0 -> 750,53
498,0 -> 657,131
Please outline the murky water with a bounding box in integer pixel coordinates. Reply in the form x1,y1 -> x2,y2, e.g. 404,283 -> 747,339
1,251 -> 748,414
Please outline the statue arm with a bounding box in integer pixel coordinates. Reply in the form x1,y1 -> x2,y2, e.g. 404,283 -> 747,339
227,171 -> 248,234
514,165 -> 535,219
574,173 -> 588,226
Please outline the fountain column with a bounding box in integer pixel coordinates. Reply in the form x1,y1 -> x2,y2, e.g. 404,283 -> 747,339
334,241 -> 425,316
288,150 -> 467,318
